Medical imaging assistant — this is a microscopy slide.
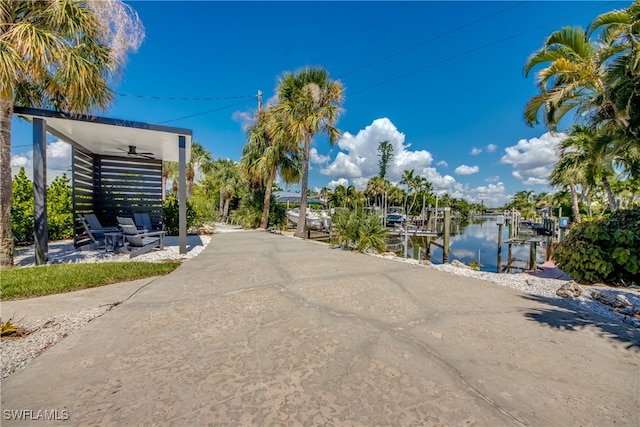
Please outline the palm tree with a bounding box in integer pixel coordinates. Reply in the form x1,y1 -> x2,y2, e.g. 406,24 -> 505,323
550,153 -> 584,223
319,187 -> 331,205
588,1 -> 640,136
272,67 -> 344,238
365,176 -> 391,208
558,125 -> 622,212
241,108 -> 300,229
524,26 -> 603,130
186,142 -> 212,199
0,0 -> 144,268
162,161 -> 178,201
400,169 -> 425,216
206,159 -> 246,223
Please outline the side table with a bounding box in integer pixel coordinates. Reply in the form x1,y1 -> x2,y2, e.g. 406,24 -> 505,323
104,231 -> 125,252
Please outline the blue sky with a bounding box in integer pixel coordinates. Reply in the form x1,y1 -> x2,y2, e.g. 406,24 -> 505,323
10,1 -> 629,206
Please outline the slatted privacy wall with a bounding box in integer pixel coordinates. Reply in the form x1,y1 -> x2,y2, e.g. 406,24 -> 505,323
73,148 -> 163,248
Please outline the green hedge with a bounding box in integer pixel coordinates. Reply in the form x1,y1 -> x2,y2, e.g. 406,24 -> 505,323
553,207 -> 640,286
162,195 -> 196,235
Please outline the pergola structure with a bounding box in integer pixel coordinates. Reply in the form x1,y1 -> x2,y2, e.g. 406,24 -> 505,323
14,107 -> 193,265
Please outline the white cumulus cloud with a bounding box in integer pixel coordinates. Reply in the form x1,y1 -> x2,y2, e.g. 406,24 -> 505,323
436,160 -> 448,167
11,140 -> 72,183
454,165 -> 479,175
468,182 -> 507,206
327,178 -> 349,189
500,132 -> 564,186
470,147 -> 482,155
486,144 -> 497,153
321,117 -> 434,187
310,147 -> 330,165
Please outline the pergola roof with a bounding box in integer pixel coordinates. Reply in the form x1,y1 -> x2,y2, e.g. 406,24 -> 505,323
15,107 -> 192,162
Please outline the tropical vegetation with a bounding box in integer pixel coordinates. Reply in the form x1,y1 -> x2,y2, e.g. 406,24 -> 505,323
11,168 -> 74,243
271,67 -> 344,237
525,2 -> 640,223
553,207 -> 639,286
524,2 -> 640,285
331,207 -> 388,253
241,108 -> 300,228
0,0 -> 144,268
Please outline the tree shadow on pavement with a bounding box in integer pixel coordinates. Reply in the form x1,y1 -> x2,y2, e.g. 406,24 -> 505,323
521,294 -> 640,351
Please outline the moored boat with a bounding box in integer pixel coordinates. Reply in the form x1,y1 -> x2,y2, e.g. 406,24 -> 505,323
286,208 -> 331,231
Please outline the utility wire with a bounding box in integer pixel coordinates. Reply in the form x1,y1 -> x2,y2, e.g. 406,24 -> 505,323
157,98 -> 255,124
116,93 -> 255,101
349,0 -> 618,97
338,1 -> 529,79
326,2 -> 407,56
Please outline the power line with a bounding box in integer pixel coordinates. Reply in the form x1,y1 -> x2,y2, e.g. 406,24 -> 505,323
349,1 -> 618,97
116,93 -> 255,101
326,2 -> 407,56
337,1 -> 529,79
157,99 -> 255,124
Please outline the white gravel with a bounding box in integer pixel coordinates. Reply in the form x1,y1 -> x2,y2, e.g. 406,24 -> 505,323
1,306 -> 112,380
12,235 -> 212,266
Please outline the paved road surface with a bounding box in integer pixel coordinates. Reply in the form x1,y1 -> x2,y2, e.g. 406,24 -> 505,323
2,231 -> 638,426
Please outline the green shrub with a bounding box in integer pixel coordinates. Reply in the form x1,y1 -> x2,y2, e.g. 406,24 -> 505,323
230,190 -> 287,229
11,168 -> 34,244
332,208 -> 388,253
553,207 -> 640,286
162,195 -> 196,235
47,174 -> 73,240
268,201 -> 287,230
190,183 -> 219,225
230,194 -> 262,228
11,169 -> 73,243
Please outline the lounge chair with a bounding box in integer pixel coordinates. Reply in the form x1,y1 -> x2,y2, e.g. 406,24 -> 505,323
117,216 -> 165,258
134,212 -> 155,232
118,216 -> 145,231
78,214 -> 119,249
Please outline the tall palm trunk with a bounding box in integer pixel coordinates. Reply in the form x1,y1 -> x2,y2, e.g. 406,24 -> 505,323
569,184 -> 581,223
223,196 -> 231,223
0,98 -> 14,268
187,179 -> 193,200
260,166 -> 277,229
172,180 -> 178,197
295,135 -> 311,238
161,175 -> 167,201
219,188 -> 225,220
601,176 -> 617,212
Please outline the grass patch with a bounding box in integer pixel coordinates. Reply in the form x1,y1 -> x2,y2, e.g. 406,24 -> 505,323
1,261 -> 181,300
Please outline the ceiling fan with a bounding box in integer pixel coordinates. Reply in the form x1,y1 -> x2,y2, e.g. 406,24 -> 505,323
108,145 -> 155,159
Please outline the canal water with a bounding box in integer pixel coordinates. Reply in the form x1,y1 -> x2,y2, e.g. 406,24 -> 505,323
391,217 -> 548,274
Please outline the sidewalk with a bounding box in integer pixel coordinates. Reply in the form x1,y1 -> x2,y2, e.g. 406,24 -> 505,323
2,231 -> 638,426
1,278 -> 156,322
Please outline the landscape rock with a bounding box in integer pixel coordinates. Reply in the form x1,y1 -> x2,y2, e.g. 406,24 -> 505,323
197,223 -> 216,235
590,290 -> 632,308
451,259 -> 471,269
556,281 -> 582,298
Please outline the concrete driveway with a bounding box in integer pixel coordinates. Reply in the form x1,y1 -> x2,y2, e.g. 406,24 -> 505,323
2,231 -> 638,426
